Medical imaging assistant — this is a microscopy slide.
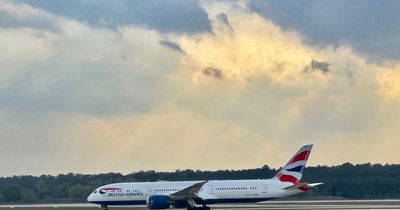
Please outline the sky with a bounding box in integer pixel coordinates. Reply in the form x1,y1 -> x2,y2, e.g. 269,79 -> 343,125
0,0 -> 400,177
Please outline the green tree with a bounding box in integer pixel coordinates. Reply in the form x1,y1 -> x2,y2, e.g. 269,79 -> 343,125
2,185 -> 22,202
68,184 -> 89,199
22,189 -> 37,203
1,163 -> 400,203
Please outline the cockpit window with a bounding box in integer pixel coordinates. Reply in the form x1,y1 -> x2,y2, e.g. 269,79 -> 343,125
93,191 -> 97,194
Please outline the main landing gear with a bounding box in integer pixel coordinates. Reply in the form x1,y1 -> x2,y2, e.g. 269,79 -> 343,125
187,207 -> 210,210
186,198 -> 211,210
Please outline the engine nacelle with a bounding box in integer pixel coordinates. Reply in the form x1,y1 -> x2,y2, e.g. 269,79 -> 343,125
146,195 -> 171,209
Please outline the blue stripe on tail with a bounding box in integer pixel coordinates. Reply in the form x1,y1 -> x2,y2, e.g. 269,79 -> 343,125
286,165 -> 304,173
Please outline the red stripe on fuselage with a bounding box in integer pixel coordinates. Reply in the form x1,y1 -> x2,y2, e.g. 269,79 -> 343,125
100,188 -> 122,191
289,151 -> 310,164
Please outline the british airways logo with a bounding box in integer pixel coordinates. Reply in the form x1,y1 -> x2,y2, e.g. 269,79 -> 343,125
99,187 -> 121,194
99,187 -> 143,197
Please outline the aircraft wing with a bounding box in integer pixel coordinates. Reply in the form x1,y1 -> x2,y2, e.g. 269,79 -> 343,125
169,181 -> 208,200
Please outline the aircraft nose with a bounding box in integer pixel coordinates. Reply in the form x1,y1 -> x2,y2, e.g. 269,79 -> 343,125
87,193 -> 94,202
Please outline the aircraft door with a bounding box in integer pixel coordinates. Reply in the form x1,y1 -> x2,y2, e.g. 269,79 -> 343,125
208,185 -> 214,195
146,182 -> 153,196
261,184 -> 268,195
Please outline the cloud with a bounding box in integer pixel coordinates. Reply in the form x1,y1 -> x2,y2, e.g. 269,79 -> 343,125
1,0 -> 400,176
216,13 -> 230,26
304,60 -> 330,74
16,0 -> 211,33
159,40 -> 184,53
178,1 -> 328,84
248,0 -> 400,60
65,109 -> 272,173
0,0 -> 61,31
377,65 -> 400,100
215,13 -> 233,33
16,0 -> 400,60
172,1 -> 400,166
0,1 -> 180,115
202,66 -> 223,79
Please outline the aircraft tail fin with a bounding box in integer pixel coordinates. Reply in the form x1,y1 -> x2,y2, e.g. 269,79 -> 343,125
274,144 -> 313,184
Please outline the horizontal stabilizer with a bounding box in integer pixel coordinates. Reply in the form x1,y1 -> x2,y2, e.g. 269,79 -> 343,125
283,182 -> 323,191
308,183 -> 324,187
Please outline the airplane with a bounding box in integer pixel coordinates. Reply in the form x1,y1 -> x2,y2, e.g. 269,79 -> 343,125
87,144 -> 322,210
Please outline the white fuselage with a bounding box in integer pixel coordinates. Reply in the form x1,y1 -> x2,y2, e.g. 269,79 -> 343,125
87,179 -> 303,206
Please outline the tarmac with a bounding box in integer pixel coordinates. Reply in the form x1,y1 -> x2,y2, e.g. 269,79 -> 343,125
1,200 -> 400,210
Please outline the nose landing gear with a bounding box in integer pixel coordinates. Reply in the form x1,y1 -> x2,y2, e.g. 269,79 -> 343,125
101,204 -> 108,210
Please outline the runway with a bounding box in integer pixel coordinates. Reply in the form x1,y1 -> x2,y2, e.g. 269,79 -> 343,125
1,200 -> 400,210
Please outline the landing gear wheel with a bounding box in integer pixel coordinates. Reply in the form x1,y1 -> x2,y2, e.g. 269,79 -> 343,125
202,203 -> 210,210
187,207 -> 210,210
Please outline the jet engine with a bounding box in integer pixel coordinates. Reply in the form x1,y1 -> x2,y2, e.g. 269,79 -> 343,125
146,195 -> 171,209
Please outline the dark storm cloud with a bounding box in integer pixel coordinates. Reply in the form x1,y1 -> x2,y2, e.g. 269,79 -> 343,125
13,0 -> 400,60
202,66 -> 223,79
249,0 -> 400,60
159,40 -> 184,53
16,0 -> 211,34
304,60 -> 330,74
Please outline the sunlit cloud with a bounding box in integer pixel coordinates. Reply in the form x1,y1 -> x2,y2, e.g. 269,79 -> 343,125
377,65 -> 400,100
179,1 -> 325,84
0,0 -> 399,176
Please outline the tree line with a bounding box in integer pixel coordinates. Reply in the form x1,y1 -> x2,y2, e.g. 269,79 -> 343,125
0,163 -> 399,203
